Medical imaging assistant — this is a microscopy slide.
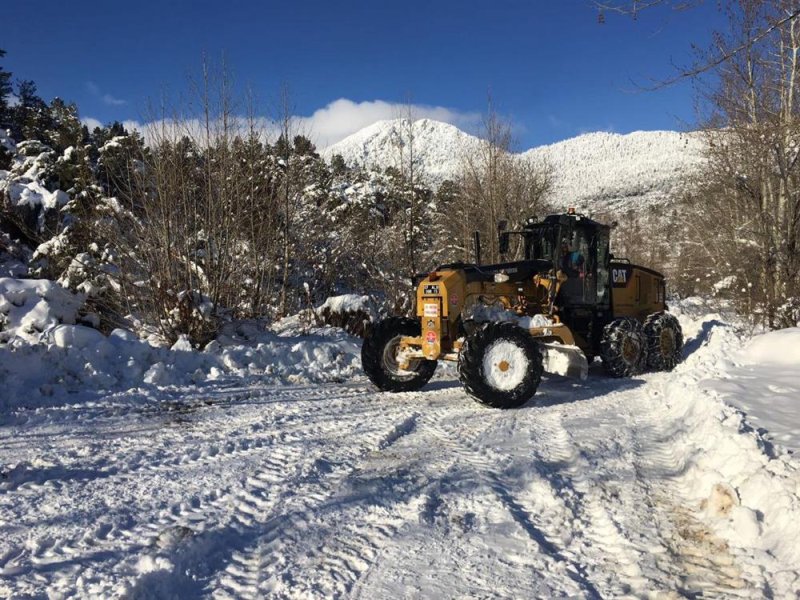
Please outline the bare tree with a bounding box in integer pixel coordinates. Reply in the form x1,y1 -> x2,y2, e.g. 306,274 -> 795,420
453,96 -> 553,264
595,1 -> 800,87
683,0 -> 800,327
275,83 -> 295,318
391,97 -> 427,284
111,57 -> 275,344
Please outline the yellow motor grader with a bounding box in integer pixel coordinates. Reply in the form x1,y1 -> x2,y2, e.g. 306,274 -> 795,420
361,211 -> 683,408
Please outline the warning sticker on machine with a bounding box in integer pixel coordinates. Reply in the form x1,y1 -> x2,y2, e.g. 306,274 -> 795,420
425,331 -> 437,344
423,303 -> 439,317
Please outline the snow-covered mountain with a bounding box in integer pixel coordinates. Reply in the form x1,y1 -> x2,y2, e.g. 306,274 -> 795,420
322,118 -> 481,183
323,119 -> 706,212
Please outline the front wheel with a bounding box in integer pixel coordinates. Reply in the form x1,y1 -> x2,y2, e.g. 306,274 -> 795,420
600,317 -> 648,377
361,317 -> 437,392
458,322 -> 543,409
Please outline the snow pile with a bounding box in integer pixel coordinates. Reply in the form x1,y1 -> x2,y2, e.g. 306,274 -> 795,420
0,277 -> 84,343
739,327 -> 800,366
705,327 -> 800,453
323,119 -> 706,211
0,280 -> 364,410
316,293 -> 376,316
0,322 -> 362,410
662,302 -> 800,581
463,301 -> 553,329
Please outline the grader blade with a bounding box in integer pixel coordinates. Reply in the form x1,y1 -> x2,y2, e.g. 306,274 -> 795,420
539,342 -> 589,380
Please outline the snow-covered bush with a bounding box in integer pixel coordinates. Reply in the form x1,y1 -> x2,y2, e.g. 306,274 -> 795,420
315,294 -> 378,337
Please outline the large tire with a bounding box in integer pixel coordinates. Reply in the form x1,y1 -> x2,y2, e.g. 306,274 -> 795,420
600,317 -> 648,378
644,312 -> 683,371
361,317 -> 437,392
458,322 -> 543,409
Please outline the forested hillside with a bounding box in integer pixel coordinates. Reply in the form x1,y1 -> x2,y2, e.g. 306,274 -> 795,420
2,35 -> 799,346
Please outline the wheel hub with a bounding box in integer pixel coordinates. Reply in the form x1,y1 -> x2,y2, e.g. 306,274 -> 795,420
659,329 -> 675,356
622,336 -> 639,364
482,340 -> 529,391
382,336 -> 419,379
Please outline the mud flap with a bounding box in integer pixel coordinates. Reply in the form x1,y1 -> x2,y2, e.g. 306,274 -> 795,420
539,342 -> 589,380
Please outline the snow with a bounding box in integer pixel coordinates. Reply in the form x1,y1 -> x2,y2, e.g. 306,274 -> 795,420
1,296 -> 799,597
0,129 -> 15,154
316,293 -> 375,316
704,327 -> 800,452
0,278 -> 363,410
0,322 -> 362,411
739,326 -> 800,366
482,339 -> 529,390
322,118 -> 479,184
0,277 -> 84,343
323,118 -> 706,212
523,129 -> 705,211
6,178 -> 69,210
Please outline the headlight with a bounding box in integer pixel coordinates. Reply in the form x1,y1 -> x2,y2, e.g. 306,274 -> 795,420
494,272 -> 509,283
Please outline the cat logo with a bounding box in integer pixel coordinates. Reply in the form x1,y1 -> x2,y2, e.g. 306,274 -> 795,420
612,267 -> 630,286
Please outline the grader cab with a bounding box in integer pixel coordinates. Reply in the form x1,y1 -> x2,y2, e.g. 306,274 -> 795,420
361,211 -> 683,408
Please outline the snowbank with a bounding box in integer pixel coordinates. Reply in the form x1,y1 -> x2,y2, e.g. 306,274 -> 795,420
0,278 -> 363,411
315,293 -> 377,337
0,324 -> 362,411
664,302 -> 800,579
0,277 -> 84,343
703,327 -> 800,454
739,327 -> 800,366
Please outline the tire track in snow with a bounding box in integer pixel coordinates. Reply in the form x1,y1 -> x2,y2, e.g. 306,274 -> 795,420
119,395 -> 425,598
207,402 -> 433,599
533,375 -> 755,597
1,382 -> 380,508
417,399 -> 604,598
208,386 -> 473,599
0,383 -> 408,596
625,381 -> 755,596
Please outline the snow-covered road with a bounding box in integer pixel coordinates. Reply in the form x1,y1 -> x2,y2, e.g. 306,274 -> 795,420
1,314 -> 799,598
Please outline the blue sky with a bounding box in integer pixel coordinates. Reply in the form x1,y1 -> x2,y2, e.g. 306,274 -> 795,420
2,0 -> 726,149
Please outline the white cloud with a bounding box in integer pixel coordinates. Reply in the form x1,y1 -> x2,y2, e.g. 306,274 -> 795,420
81,98 -> 481,149
102,94 -> 127,106
87,81 -> 127,106
81,117 -> 103,131
293,98 -> 480,148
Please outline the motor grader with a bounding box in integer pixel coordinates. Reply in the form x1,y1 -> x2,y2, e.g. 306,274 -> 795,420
361,210 -> 683,408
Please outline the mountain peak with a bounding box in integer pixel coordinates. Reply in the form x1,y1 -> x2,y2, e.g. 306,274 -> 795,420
323,118 -> 706,212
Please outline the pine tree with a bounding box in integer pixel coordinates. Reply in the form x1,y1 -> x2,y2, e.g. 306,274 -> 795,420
13,80 -> 51,141
47,98 -> 82,153
0,49 -> 12,130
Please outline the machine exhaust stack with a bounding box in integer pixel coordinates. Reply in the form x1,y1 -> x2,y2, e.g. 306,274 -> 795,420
473,231 -> 482,265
